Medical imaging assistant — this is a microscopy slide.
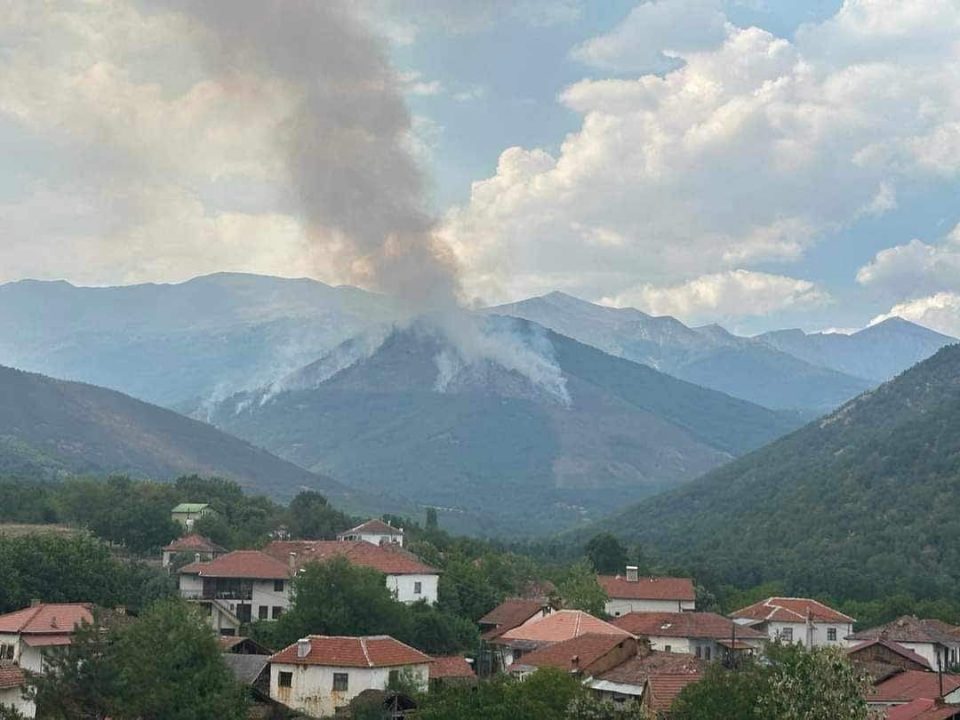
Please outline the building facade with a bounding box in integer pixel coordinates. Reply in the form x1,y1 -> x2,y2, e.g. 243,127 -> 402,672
730,597 -> 855,649
598,569 -> 696,617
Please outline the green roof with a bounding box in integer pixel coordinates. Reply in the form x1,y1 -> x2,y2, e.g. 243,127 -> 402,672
171,503 -> 210,513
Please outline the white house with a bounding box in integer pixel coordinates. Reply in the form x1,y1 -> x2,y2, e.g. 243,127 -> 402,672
491,610 -> 630,668
264,540 -> 440,605
268,635 -> 430,718
179,550 -> 292,633
171,503 -> 214,529
730,597 -> 855,649
161,533 -> 226,568
611,612 -> 766,660
848,616 -> 960,670
598,568 -> 696,617
0,667 -> 32,718
337,519 -> 405,547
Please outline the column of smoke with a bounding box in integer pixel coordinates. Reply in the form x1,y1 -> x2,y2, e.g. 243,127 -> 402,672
172,0 -> 568,404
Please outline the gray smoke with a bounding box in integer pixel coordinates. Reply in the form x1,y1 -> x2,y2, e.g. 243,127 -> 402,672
163,0 -> 459,311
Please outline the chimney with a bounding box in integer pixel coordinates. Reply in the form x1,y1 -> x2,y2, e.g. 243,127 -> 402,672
194,552 -> 201,564
570,655 -> 580,672
297,638 -> 311,659
30,599 -> 41,608
288,552 -> 297,572
625,565 -> 639,583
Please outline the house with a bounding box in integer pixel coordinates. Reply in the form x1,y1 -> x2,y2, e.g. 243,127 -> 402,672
268,635 -> 430,718
867,670 -> 960,711
218,635 -> 273,655
849,616 -> 960,671
597,568 -> 696,616
171,502 -> 214,529
730,597 -> 854,648
886,698 -> 960,720
0,602 -> 94,673
337,519 -> 405,547
429,656 -> 477,687
161,533 -> 226,568
178,550 -> 292,632
0,667 -> 32,719
263,540 -> 440,605
508,634 -> 638,679
846,638 -> 932,682
612,611 -> 765,660
479,598 -> 552,641
642,673 -> 704,716
588,649 -> 705,707
491,609 -> 630,668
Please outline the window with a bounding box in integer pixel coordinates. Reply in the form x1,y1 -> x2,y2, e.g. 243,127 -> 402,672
389,669 -> 399,686
278,671 -> 293,688
272,606 -> 284,620
258,605 -> 268,620
780,628 -> 793,642
695,646 -> 702,659
274,580 -> 285,592
827,628 -> 837,642
0,644 -> 13,661
704,646 -> 712,661
333,673 -> 349,692
664,645 -> 672,653
414,581 -> 422,595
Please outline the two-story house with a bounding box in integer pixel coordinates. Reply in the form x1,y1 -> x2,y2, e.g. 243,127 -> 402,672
491,609 -> 629,668
848,616 -> 960,671
268,635 -> 430,718
612,611 -> 766,660
730,597 -> 854,648
597,568 -> 696,617
161,533 -> 226,568
337,519 -> 405,547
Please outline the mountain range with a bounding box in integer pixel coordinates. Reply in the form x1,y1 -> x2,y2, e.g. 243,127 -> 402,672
597,341 -> 960,600
208,316 -> 801,535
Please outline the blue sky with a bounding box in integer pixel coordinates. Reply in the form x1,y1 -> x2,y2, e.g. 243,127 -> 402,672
2,0 -> 960,337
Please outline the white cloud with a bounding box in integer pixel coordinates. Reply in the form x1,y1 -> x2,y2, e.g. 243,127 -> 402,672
602,269 -> 828,322
857,225 -> 960,298
871,293 -> 960,338
443,0 -> 960,312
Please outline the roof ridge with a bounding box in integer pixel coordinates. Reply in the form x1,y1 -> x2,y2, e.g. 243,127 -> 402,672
360,637 -> 372,667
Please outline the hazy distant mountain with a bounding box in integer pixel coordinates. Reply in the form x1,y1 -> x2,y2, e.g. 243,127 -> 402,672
209,316 -> 801,535
490,292 -> 873,412
598,340 -> 960,599
0,364 -> 370,509
0,273 -> 396,409
756,318 -> 957,382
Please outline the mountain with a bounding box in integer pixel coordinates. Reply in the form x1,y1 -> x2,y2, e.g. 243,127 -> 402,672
599,341 -> 960,600
208,316 -> 801,536
489,292 -> 873,412
0,273 -> 396,410
0,363 -> 370,509
756,317 -> 957,383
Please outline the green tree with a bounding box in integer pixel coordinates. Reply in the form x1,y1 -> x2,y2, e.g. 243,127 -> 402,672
287,490 -> 352,540
565,695 -> 649,719
426,507 -> 438,531
585,533 -> 628,574
671,660 -> 765,720
558,560 -> 608,616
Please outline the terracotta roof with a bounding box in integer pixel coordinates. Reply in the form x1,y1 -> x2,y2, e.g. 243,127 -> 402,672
23,633 -> 74,647
0,603 -> 93,635
429,656 -> 476,679
497,610 -> 629,646
0,666 -> 25,691
596,650 -> 705,687
730,597 -> 854,624
269,635 -> 431,668
598,576 -> 695,602
613,612 -> 765,640
510,634 -> 633,673
850,616 -> 960,647
180,550 -> 290,580
846,638 -> 933,670
163,533 -> 226,553
264,540 -> 437,576
479,599 -> 547,639
887,699 -> 960,720
870,671 -> 960,704
218,635 -> 272,655
339,519 -> 402,536
645,673 -> 702,713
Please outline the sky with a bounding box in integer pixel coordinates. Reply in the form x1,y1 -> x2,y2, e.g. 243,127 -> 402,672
2,0 -> 960,336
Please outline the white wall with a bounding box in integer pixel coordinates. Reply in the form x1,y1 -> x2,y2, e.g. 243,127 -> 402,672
606,599 -> 695,617
386,574 -> 438,605
353,532 -> 403,547
0,686 -> 34,718
758,621 -> 855,649
270,661 -> 428,718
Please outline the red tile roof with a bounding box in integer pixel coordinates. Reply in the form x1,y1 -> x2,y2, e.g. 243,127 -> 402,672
339,520 -> 403,537
163,533 -> 226,553
596,650 -> 705,687
887,699 -> 960,720
598,576 -> 695,602
870,671 -> 960,704
180,550 -> 290,580
479,599 -> 547,640
429,656 -> 476,679
613,612 -> 765,641
846,638 -> 932,670
730,597 -> 854,624
264,540 -> 437,576
269,635 -> 431,668
645,673 -> 703,713
0,603 -> 93,635
511,634 -> 633,673
850,616 -> 960,647
0,666 -> 25,691
497,610 -> 629,646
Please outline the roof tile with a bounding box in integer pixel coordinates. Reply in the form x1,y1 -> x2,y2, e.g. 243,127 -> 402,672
264,540 -> 437,576
0,603 -> 93,635
511,634 -> 633,673
613,612 -> 765,640
598,576 -> 695,602
730,597 -> 854,624
497,610 -> 629,646
870,671 -> 960,703
180,550 -> 290,580
269,635 -> 431,668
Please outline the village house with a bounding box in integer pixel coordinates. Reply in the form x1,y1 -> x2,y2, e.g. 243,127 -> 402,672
490,609 -> 629,668
885,698 -> 960,720
479,598 -> 553,641
846,638 -> 932,682
612,611 -> 766,660
588,649 -> 705,707
429,656 -> 477,688
161,533 -> 226,568
867,669 -> 960,713
268,635 -> 430,718
337,519 -> 405,547
508,634 -> 639,679
263,540 -> 440,605
849,616 -> 960,671
0,666 -> 31,718
170,502 -> 214,529
597,568 -> 696,616
730,596 -> 855,648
